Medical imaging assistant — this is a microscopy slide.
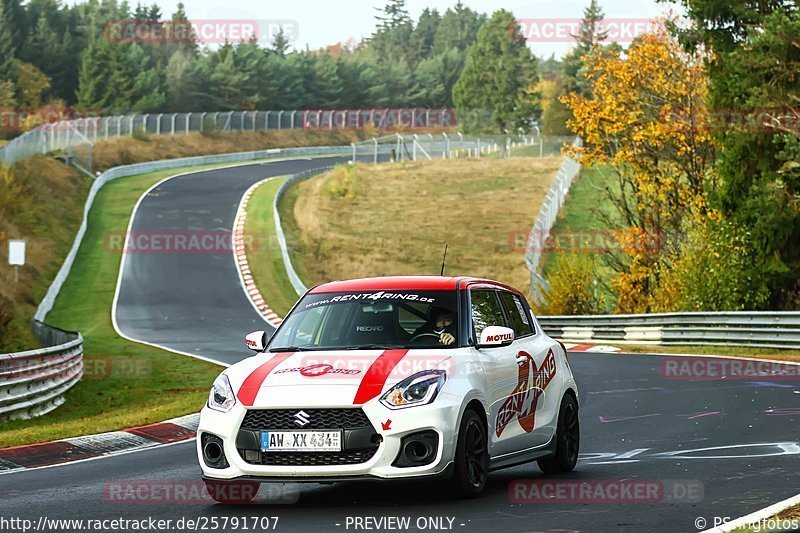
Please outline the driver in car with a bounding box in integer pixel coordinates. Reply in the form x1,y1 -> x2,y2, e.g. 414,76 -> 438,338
413,307 -> 457,346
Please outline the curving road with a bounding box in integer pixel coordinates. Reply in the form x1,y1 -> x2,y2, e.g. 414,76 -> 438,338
2,157 -> 799,532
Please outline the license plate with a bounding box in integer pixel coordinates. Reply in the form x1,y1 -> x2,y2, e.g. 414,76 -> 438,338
260,431 -> 342,452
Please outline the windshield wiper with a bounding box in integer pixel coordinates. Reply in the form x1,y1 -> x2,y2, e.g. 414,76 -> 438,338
268,346 -> 314,353
341,344 -> 407,350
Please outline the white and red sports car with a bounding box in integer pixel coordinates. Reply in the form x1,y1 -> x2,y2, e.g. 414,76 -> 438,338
198,276 -> 579,502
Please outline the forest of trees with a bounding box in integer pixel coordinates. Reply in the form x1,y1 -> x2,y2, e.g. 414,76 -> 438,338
0,1 -> 481,112
0,0 -> 560,133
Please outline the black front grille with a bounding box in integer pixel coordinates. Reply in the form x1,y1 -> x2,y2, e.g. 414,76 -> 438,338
240,408 -> 372,430
238,449 -> 379,466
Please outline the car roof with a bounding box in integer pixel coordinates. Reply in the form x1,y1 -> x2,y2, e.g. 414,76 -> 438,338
308,276 -> 523,295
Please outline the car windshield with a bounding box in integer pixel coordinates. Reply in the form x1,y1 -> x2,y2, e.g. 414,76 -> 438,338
268,290 -> 460,350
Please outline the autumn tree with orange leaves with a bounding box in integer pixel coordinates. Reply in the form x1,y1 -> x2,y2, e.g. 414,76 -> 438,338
563,25 -> 716,313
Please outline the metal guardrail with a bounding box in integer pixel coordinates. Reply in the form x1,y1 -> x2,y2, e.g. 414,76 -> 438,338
274,167 -> 333,296
539,312 -> 800,349
2,145 -> 356,420
0,321 -> 83,421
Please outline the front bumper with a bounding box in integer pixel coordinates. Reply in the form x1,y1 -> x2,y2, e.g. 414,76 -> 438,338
197,394 -> 461,481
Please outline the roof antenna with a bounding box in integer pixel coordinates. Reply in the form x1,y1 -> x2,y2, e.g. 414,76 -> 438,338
440,244 -> 448,276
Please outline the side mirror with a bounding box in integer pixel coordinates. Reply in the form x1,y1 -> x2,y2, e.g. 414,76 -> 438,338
478,326 -> 515,348
245,330 -> 272,352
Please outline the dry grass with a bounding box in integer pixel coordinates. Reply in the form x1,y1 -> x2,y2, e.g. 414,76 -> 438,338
94,128 -> 450,172
777,504 -> 800,520
0,157 -> 89,351
281,157 -> 562,296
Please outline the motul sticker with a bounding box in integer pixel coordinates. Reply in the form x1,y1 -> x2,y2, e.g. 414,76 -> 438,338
496,349 -> 557,437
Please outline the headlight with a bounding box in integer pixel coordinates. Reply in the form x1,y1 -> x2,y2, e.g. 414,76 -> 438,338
380,370 -> 446,410
207,374 -> 236,412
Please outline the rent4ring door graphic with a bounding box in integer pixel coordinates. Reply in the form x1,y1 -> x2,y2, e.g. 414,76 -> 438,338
469,287 -> 559,457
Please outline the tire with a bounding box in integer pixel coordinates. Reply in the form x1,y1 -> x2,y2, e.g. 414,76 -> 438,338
204,480 -> 259,504
537,394 -> 579,475
452,409 -> 490,498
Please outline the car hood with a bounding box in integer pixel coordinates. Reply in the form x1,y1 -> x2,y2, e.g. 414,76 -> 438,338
227,349 -> 454,408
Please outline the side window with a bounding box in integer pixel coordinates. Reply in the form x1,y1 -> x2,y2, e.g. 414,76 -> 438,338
499,291 -> 534,337
470,290 -> 507,341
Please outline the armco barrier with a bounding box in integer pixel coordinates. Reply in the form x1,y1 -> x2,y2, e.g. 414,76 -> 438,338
0,321 -> 83,420
538,312 -> 800,349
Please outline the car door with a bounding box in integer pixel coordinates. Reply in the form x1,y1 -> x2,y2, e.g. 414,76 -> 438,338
497,290 -> 560,448
467,288 -> 521,457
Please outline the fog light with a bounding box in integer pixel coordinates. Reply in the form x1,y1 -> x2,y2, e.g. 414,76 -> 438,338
393,430 -> 439,467
201,433 -> 229,469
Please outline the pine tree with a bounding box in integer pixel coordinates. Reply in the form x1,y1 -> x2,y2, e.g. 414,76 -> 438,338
453,10 -> 540,132
0,1 -> 16,81
125,43 -> 165,112
411,8 -> 441,62
574,0 -> 608,49
371,0 -> 414,64
562,0 -> 609,96
308,52 -> 343,109
271,27 -> 291,57
374,0 -> 411,31
432,1 -> 486,55
76,31 -> 114,110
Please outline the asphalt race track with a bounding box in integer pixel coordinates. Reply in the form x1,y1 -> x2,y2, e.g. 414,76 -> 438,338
113,156 -> 357,364
2,157 -> 798,532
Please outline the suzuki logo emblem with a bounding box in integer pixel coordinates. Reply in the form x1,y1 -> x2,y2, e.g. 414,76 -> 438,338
294,410 -> 311,427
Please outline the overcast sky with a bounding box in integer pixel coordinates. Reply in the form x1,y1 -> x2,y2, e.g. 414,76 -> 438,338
90,0 -> 682,58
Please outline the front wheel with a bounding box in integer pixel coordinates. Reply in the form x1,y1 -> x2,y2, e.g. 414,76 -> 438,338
452,409 -> 490,498
537,394 -> 579,475
204,480 -> 259,504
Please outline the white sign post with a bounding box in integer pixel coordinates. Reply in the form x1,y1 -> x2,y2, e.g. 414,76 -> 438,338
8,240 -> 25,283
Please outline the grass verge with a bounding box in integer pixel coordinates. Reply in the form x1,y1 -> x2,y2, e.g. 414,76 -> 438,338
0,160 -> 281,447
539,165 -> 622,290
0,157 -> 90,352
278,157 -> 562,296
242,177 -> 301,317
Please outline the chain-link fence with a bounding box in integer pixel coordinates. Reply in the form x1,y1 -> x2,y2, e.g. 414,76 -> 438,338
524,137 -> 583,304
0,109 -> 457,169
350,132 -> 570,162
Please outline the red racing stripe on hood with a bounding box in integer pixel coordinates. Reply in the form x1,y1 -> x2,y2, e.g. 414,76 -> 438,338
353,349 -> 409,405
237,352 -> 294,406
